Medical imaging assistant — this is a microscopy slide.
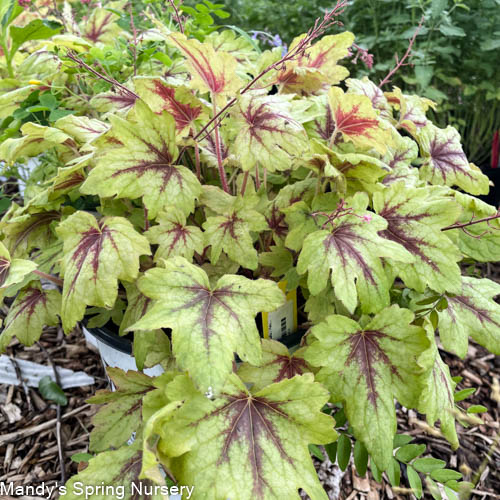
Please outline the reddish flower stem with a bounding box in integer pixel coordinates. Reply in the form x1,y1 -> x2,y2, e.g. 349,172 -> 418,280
378,16 -> 425,88
441,211 -> 500,231
212,98 -> 230,193
240,171 -> 250,196
167,0 -> 184,34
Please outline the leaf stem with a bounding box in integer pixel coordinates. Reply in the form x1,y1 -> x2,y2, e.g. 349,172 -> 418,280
441,211 -> 500,231
33,270 -> 64,287
212,97 -> 230,194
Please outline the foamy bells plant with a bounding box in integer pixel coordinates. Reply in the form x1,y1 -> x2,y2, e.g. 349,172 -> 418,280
1,5 -> 500,499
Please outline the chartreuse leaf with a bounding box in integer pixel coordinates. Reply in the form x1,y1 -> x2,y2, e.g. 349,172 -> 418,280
87,368 -> 155,452
328,87 -> 392,155
133,77 -> 205,135
276,33 -> 354,94
54,114 -> 109,144
202,187 -> 267,270
168,33 -> 243,98
438,277 -> 500,357
145,206 -> 204,263
81,100 -> 202,219
0,282 -> 61,352
297,206 -> 414,314
417,124 -> 489,195
346,77 -> 392,117
228,94 -> 309,172
238,339 -> 308,392
61,442 -> 163,500
81,8 -> 120,44
373,183 -> 463,294
157,373 -> 337,500
305,305 -> 431,470
56,211 -> 151,332
0,241 -> 37,301
418,325 -> 459,449
129,257 -> 284,394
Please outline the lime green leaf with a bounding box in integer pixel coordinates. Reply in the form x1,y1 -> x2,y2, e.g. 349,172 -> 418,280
87,368 -> 155,452
229,94 -> 309,172
438,277 -> 500,357
337,433 -> 351,471
346,77 -> 391,117
134,77 -> 205,135
393,434 -> 413,448
129,257 -> 284,393
169,33 -> 243,97
276,33 -> 353,94
467,405 -> 487,413
373,183 -> 462,294
305,306 -> 430,470
430,469 -> 462,482
38,375 -> 67,406
394,444 -> 426,463
56,211 -> 150,332
61,443 -> 161,500
454,388 -> 476,402
133,330 -> 172,372
297,208 -> 413,314
55,114 -> 109,144
160,373 -> 337,500
413,457 -> 446,473
10,19 -> 61,54
418,331 -> 458,449
417,124 -> 489,195
0,283 -> 60,352
0,241 -> 37,301
238,339 -> 308,392
407,465 -> 423,498
146,207 -> 204,263
81,8 -> 120,44
202,190 -> 267,270
81,101 -> 202,218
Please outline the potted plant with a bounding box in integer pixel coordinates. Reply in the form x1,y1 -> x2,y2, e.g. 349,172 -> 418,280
1,0 -> 500,498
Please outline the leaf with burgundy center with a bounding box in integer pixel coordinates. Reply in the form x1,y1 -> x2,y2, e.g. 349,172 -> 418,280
276,32 -> 353,94
82,8 -> 120,44
134,77 -> 205,136
297,211 -> 414,314
346,77 -> 392,118
373,183 -> 463,294
56,211 -> 150,332
145,206 -> 204,263
157,373 -> 337,500
229,94 -> 309,173
328,86 -> 392,155
417,123 -> 490,195
128,257 -> 284,394
0,282 -> 60,352
61,442 -> 156,500
238,339 -> 309,392
305,305 -> 430,471
81,100 -> 202,218
438,276 -> 500,357
169,33 -> 243,97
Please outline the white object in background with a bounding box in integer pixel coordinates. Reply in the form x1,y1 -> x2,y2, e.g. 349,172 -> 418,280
82,326 -> 164,377
0,354 -> 95,388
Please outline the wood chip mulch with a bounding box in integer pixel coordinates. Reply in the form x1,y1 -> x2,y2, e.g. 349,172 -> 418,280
0,265 -> 499,499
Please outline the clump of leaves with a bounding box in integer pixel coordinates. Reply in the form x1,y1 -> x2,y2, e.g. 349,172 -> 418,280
0,0 -> 499,499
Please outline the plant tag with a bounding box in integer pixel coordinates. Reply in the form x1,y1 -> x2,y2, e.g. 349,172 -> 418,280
262,281 -> 297,340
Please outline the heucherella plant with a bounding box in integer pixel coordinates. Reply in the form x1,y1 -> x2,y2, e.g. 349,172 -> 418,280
0,0 -> 499,498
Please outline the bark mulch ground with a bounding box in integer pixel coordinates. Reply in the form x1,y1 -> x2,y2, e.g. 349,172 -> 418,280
0,266 -> 499,499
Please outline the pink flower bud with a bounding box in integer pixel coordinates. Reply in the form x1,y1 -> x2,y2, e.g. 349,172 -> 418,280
363,214 -> 373,222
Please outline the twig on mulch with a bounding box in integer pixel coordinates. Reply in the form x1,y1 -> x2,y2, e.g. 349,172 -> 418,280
9,356 -> 32,412
37,340 -> 66,484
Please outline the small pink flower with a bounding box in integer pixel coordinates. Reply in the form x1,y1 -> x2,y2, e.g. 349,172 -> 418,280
82,0 -> 92,3
18,0 -> 31,7
363,214 -> 373,222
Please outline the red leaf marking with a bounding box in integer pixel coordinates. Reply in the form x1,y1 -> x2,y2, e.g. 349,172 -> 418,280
171,38 -> 227,94
347,330 -> 397,406
314,105 -> 335,140
428,135 -> 472,182
272,355 -> 307,383
85,12 -> 115,43
152,81 -> 201,130
219,214 -> 243,239
6,287 -> 47,326
0,258 -> 10,287
214,393 -> 293,495
12,211 -> 60,255
334,104 -> 378,138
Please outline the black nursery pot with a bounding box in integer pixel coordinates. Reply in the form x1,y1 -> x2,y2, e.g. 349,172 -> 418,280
479,167 -> 500,207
